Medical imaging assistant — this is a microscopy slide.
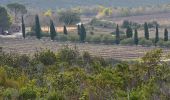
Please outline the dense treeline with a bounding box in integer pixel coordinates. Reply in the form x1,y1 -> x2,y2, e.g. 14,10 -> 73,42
0,47 -> 169,99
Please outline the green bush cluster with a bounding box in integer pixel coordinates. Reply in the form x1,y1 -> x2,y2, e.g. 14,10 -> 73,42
0,48 -> 169,99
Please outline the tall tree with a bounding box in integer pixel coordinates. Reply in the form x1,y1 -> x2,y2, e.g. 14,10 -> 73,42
7,3 -> 27,22
126,26 -> 133,38
59,10 -> 80,25
115,24 -> 120,44
0,6 -> 11,32
79,24 -> 86,42
77,25 -> 81,35
134,29 -> 139,45
164,28 -> 168,41
50,20 -> 57,40
21,16 -> 25,39
155,25 -> 159,46
35,15 -> 41,39
63,25 -> 68,35
144,22 -> 149,40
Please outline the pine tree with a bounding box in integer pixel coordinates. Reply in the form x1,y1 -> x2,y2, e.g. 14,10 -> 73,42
155,25 -> 159,46
126,26 -> 133,38
21,15 -> 25,39
134,29 -> 138,45
144,22 -> 149,40
115,24 -> 120,44
63,25 -> 68,35
50,20 -> 56,40
164,28 -> 168,41
77,25 -> 81,35
80,24 -> 86,42
35,15 -> 41,39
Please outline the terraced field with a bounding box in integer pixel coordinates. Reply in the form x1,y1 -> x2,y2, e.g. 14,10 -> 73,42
0,38 -> 170,60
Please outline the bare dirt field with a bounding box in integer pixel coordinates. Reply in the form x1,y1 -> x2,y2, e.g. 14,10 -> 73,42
1,38 -> 170,60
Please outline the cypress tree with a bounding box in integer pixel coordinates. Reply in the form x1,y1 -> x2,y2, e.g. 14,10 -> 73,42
63,25 -> 68,35
80,24 -> 86,42
164,28 -> 168,41
134,29 -> 138,45
115,24 -> 120,44
35,15 -> 41,39
144,22 -> 149,40
155,25 -> 159,45
50,20 -> 56,40
21,15 -> 25,39
126,26 -> 133,38
77,25 -> 81,35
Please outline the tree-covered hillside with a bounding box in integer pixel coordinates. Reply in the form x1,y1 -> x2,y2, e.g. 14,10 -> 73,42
1,0 -> 170,9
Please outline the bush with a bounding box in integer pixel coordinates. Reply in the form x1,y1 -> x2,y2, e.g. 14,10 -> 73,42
57,46 -> 79,65
91,35 -> 101,43
102,35 -> 115,44
90,18 -> 116,28
19,87 -> 37,99
67,34 -> 79,42
47,92 -> 65,100
139,38 -> 153,46
85,35 -> 93,43
56,34 -> 68,42
34,50 -> 57,66
3,88 -> 18,99
120,38 -> 134,45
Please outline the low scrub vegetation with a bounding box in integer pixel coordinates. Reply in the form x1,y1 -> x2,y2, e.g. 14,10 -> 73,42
0,47 -> 169,99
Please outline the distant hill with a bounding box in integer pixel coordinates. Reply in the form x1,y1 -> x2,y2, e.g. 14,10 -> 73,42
1,0 -> 170,10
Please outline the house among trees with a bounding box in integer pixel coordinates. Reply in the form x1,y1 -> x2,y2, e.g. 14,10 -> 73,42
0,23 -> 21,35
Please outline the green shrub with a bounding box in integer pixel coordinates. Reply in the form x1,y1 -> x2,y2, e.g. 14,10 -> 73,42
91,35 -> 101,43
47,92 -> 65,100
35,50 -> 57,66
139,38 -> 153,46
163,41 -> 170,48
56,34 -> 68,42
67,34 -> 79,42
19,87 -> 37,99
3,88 -> 18,99
120,38 -> 134,45
57,46 -> 79,65
85,35 -> 93,42
102,35 -> 115,44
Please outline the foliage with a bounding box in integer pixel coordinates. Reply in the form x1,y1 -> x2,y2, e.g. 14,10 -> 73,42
22,16 -> 26,39
120,38 -> 134,45
155,25 -> 159,45
34,50 -> 57,66
58,10 -> 80,25
126,26 -> 133,38
139,38 -> 153,46
63,25 -> 68,35
90,18 -> 116,28
7,3 -> 27,22
79,24 -> 86,42
0,6 -> 11,30
115,24 -> 120,44
0,48 -> 169,99
144,22 -> 149,40
134,29 -> 139,45
50,20 -> 57,40
35,15 -> 42,39
164,28 -> 168,41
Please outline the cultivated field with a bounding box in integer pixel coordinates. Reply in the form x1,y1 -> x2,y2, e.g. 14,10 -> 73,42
1,37 -> 170,60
